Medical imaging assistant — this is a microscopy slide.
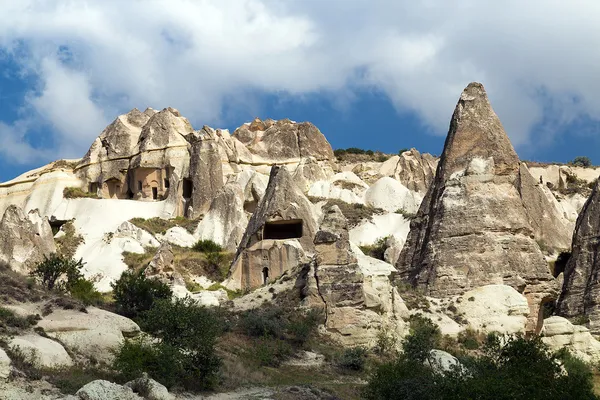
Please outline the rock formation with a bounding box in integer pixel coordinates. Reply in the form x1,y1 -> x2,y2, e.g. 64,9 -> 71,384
556,180 -> 600,332
185,126 -> 224,218
379,149 -> 438,193
232,118 -> 335,163
0,206 -> 56,274
395,82 -> 557,332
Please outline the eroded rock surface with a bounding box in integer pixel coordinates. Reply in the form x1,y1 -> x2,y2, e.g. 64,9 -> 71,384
395,83 -> 557,332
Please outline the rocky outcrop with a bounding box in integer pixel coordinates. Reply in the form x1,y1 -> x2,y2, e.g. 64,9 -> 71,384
556,180 -> 600,333
186,126 -> 224,218
0,348 -> 10,381
305,206 -> 408,347
9,334 -> 73,369
194,182 -> 248,252
232,118 -> 335,163
308,171 -> 369,204
364,176 -> 422,213
234,165 -> 318,258
292,157 -> 333,193
396,83 -> 557,332
76,380 -> 142,400
517,163 -> 572,252
37,307 -> 140,365
378,149 -> 438,193
541,316 -> 600,363
0,206 -> 56,274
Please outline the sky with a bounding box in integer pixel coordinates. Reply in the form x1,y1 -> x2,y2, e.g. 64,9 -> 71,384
2,0 -> 600,182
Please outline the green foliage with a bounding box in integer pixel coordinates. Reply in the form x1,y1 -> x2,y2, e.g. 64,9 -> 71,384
337,347 -> 368,371
457,329 -> 480,350
252,337 -> 294,367
63,186 -> 99,199
111,269 -> 172,319
0,307 -> 39,332
68,278 -> 103,306
363,331 -> 599,400
398,148 -> 410,155
359,236 -> 389,261
30,254 -> 85,291
572,156 -> 592,167
403,316 -> 441,363
375,328 -> 398,357
192,239 -> 223,253
395,208 -> 417,219
114,297 -> 222,390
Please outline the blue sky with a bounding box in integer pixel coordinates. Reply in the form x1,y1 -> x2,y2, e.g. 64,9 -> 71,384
2,0 -> 600,182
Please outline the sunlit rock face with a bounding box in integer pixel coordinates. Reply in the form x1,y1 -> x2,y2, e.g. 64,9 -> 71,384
395,82 -> 558,332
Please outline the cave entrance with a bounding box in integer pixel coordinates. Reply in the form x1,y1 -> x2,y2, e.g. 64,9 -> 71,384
183,178 -> 193,199
262,267 -> 269,285
152,187 -> 158,200
263,219 -> 303,240
552,252 -> 571,278
89,182 -> 99,194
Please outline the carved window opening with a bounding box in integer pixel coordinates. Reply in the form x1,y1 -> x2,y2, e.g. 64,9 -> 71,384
152,187 -> 158,200
262,267 -> 269,285
89,182 -> 99,194
263,219 -> 303,240
183,179 -> 193,199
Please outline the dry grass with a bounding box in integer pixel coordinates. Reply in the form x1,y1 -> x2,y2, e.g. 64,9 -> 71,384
63,187 -> 99,199
309,197 -> 384,227
129,216 -> 202,235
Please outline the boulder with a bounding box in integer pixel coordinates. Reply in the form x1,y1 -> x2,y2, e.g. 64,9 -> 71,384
76,380 -> 142,400
0,205 -> 56,274
557,180 -> 600,333
364,176 -> 422,213
125,374 -> 174,400
9,334 -> 73,369
114,221 -> 160,248
186,126 -> 224,218
37,307 -> 140,365
379,149 -> 438,193
427,349 -> 461,374
395,82 -> 557,333
158,227 -> 196,248
542,316 -> 600,363
292,157 -> 333,193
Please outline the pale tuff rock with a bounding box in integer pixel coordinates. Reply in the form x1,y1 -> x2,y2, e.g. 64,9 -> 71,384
124,374 -> 174,400
379,149 -> 438,193
308,171 -> 369,204
292,157 -> 334,193
226,169 -> 269,213
9,334 -> 73,369
364,176 -> 422,213
517,163 -> 572,251
396,83 -> 557,333
157,227 -> 196,248
0,348 -> 10,381
232,118 -> 335,163
455,285 -> 530,335
194,182 -> 248,252
76,380 -> 142,400
427,350 -> 461,374
186,126 -> 224,218
0,205 -> 56,274
234,165 -> 318,259
115,221 -> 160,248
306,206 -> 407,347
145,243 -> 183,286
542,316 -> 600,364
557,180 -> 600,333
37,307 -> 140,365
349,212 -> 410,247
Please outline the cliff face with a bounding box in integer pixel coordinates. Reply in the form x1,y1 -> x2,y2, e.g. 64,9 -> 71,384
395,82 -> 558,332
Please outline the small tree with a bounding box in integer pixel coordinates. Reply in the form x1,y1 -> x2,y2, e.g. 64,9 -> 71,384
111,269 -> 172,319
572,156 -> 592,167
30,254 -> 84,291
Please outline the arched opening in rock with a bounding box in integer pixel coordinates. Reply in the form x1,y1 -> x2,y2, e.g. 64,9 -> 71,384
152,187 -> 158,200
49,216 -> 68,236
263,219 -> 303,240
89,182 -> 99,194
262,267 -> 269,285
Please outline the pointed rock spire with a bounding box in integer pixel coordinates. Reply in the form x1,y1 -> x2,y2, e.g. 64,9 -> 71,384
395,82 -> 557,332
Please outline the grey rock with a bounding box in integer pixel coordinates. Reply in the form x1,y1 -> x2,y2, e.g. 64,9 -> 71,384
76,380 -> 142,400
395,82 -> 557,333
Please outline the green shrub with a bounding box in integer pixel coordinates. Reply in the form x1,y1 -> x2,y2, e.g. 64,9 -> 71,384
115,297 -> 222,390
0,307 -> 39,331
192,239 -> 223,253
239,307 -> 285,339
30,254 -> 85,291
398,148 -> 410,156
572,156 -> 592,167
403,316 -> 441,363
359,236 -> 389,261
111,269 -> 172,319
252,337 -> 294,367
457,329 -> 480,350
68,278 -> 104,306
338,347 -> 368,371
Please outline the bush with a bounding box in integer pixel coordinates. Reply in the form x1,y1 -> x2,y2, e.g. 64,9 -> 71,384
115,297 -> 222,390
0,307 -> 39,332
30,254 -> 85,291
572,156 -> 592,167
403,316 -> 441,363
338,347 -> 368,371
359,236 -> 389,261
363,331 -> 599,400
111,269 -> 172,319
68,278 -> 104,306
398,148 -> 409,156
192,239 -> 223,253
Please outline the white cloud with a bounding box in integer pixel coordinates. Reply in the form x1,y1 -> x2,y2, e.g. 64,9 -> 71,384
1,0 -> 600,163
